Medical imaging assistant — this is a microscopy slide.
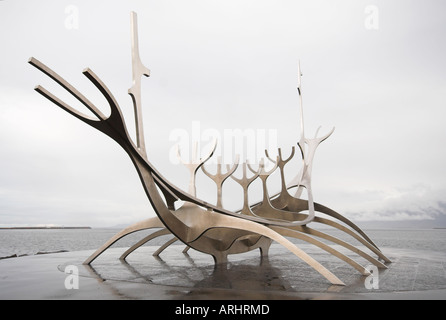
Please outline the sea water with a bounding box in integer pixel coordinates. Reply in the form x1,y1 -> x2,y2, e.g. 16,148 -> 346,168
0,228 -> 173,258
0,228 -> 445,259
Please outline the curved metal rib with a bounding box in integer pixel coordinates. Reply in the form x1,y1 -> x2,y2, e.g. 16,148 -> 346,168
297,214 -> 390,262
120,228 -> 171,260
153,237 -> 179,256
186,207 -> 345,285
247,157 -> 279,212
29,62 -> 104,126
265,147 -> 296,210
313,202 -> 380,250
265,146 -> 320,225
270,226 -> 371,275
202,155 -> 240,208
177,139 -> 217,196
141,149 -> 347,284
229,162 -> 260,216
246,157 -> 316,226
292,225 -> 388,269
84,217 -> 165,265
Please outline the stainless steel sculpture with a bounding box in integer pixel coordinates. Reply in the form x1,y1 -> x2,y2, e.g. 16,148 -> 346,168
29,12 -> 391,286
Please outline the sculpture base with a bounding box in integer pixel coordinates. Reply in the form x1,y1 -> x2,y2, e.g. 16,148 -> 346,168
1,244 -> 445,300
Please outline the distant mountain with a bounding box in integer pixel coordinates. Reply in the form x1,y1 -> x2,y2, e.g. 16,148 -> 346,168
353,216 -> 446,229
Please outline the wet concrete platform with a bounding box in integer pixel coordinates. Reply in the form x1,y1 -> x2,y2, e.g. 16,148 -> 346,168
0,244 -> 445,300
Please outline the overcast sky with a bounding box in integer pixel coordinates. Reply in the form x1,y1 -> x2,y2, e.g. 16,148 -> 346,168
1,0 -> 445,228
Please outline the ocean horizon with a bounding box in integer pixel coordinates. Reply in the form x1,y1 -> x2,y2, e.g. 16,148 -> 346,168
1,227 -> 445,260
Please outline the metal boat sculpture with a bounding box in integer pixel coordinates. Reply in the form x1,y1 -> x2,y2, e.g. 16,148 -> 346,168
29,12 -> 390,286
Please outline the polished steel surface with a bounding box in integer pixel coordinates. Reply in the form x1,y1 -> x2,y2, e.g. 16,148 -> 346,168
28,12 -> 392,286
177,139 -> 217,196
128,11 -> 150,160
201,155 -> 239,208
230,162 -> 261,216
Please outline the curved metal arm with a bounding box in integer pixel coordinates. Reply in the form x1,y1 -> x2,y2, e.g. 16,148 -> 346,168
176,139 -> 217,167
265,147 -> 296,191
229,162 -> 259,187
229,162 -> 260,216
279,147 -> 296,165
29,58 -> 106,123
201,155 -> 240,208
265,147 -> 297,205
265,147 -> 295,167
251,157 -> 278,178
202,155 -> 240,182
176,138 -> 217,196
307,126 -> 335,146
29,57 -> 138,155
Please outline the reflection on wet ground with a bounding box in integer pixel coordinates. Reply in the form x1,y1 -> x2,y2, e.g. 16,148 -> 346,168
57,243 -> 446,299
